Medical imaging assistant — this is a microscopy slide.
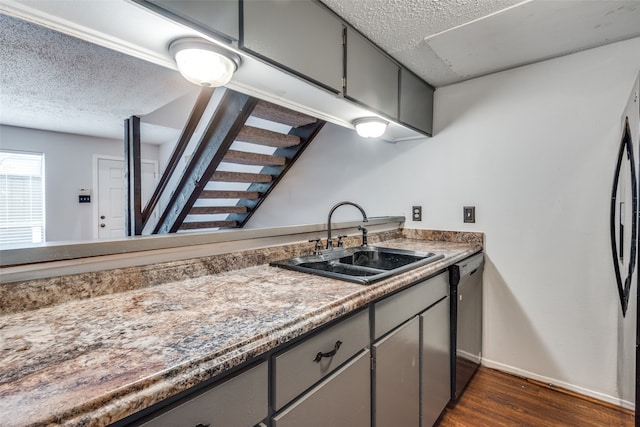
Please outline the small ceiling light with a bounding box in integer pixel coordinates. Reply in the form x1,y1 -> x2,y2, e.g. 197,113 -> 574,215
169,37 -> 240,87
353,117 -> 388,138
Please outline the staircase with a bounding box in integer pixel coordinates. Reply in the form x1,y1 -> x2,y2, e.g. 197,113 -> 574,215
126,88 -> 325,235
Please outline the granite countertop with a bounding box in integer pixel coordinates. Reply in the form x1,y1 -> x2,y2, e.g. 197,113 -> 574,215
0,237 -> 481,427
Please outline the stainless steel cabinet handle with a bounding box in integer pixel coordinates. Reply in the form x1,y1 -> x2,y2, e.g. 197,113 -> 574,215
313,340 -> 342,362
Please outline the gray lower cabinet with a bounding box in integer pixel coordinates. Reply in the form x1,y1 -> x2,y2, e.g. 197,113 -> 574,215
272,349 -> 371,427
420,296 -> 450,427
139,361 -> 267,427
144,0 -> 239,41
242,0 -> 344,93
373,316 -> 420,427
373,271 -> 450,427
273,309 -> 369,411
345,27 -> 399,120
399,68 -> 434,136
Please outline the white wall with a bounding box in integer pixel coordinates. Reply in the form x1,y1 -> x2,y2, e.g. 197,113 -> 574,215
248,37 -> 640,407
0,125 -> 159,242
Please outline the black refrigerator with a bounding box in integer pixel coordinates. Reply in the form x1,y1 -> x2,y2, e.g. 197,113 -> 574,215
611,73 -> 639,426
635,74 -> 640,427
629,74 -> 640,427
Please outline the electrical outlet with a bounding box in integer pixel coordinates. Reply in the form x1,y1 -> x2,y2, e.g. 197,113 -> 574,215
412,206 -> 422,221
463,206 -> 475,223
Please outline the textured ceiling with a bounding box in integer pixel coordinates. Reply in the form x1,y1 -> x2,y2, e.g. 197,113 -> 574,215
1,0 -> 639,142
320,0 -> 640,86
320,0 -> 524,86
0,13 -> 195,142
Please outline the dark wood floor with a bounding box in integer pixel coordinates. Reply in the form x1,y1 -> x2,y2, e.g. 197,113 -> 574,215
437,367 -> 635,427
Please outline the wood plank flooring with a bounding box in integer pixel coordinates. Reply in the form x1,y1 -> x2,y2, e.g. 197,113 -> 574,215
437,367 -> 635,427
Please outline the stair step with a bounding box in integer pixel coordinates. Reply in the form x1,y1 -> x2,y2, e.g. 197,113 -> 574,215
200,190 -> 261,199
252,100 -> 318,128
237,125 -> 300,148
211,171 -> 272,183
180,220 -> 238,230
190,206 -> 248,215
223,150 -> 286,166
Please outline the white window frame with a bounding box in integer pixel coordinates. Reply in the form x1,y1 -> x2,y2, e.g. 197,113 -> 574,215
0,149 -> 46,246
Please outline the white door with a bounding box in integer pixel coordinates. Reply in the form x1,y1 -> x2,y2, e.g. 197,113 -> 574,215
96,158 -> 157,239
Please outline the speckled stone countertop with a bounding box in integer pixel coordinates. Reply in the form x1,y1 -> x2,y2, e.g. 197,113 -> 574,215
0,233 -> 482,427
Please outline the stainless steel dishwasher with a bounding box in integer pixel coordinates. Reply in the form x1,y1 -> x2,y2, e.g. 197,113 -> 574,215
449,252 -> 484,402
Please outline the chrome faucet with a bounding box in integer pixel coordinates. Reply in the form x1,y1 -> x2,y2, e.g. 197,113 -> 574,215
326,201 -> 368,249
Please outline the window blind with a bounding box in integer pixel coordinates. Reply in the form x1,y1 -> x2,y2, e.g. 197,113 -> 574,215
0,151 -> 45,244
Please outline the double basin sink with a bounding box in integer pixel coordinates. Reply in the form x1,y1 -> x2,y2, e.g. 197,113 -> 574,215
270,246 -> 444,285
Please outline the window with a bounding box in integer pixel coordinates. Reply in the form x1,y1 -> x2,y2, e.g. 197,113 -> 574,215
0,150 -> 45,245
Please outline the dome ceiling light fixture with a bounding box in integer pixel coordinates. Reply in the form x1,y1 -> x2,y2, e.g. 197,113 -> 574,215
169,37 -> 241,87
353,117 -> 388,138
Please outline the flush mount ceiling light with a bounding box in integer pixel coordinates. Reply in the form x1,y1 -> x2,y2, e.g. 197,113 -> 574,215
353,117 -> 388,138
169,37 -> 241,87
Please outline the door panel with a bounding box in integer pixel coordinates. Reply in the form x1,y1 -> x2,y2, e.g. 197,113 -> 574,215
373,317 -> 420,427
97,158 -> 157,238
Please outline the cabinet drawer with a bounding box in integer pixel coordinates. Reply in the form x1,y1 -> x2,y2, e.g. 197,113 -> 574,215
140,361 -> 267,427
374,271 -> 448,339
274,309 -> 369,410
273,349 -> 371,427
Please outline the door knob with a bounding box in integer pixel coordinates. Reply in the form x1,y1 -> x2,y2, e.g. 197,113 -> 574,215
100,224 -> 106,228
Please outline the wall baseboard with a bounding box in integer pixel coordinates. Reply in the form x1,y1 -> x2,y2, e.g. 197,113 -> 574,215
481,358 -> 635,410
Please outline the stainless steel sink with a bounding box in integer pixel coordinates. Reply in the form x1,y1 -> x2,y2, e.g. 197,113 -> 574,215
270,246 -> 444,284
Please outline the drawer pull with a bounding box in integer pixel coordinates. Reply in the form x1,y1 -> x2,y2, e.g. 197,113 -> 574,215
194,424 -> 210,427
313,340 -> 342,363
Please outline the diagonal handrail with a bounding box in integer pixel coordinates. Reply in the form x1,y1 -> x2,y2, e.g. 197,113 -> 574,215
141,87 -> 215,230
153,90 -> 259,234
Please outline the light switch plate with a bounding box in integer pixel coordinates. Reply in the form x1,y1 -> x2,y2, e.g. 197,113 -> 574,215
79,188 -> 91,204
463,206 -> 475,223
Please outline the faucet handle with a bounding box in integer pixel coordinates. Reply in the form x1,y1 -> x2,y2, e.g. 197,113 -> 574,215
309,238 -> 323,255
337,235 -> 347,247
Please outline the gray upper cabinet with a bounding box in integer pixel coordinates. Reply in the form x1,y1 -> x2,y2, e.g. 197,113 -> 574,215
242,0 -> 344,93
400,68 -> 434,135
146,0 -> 239,41
345,27 -> 399,120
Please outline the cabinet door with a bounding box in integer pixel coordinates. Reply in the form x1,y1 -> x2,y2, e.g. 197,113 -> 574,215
345,27 -> 399,119
140,361 -> 267,427
400,68 -> 434,136
421,297 -> 450,427
373,316 -> 419,427
147,0 -> 239,41
273,349 -> 371,427
243,0 -> 343,93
